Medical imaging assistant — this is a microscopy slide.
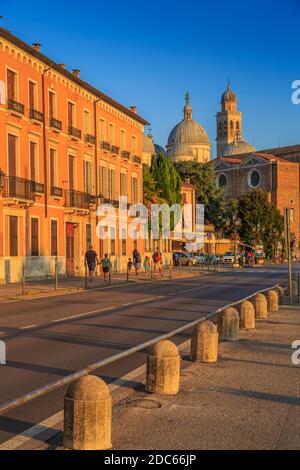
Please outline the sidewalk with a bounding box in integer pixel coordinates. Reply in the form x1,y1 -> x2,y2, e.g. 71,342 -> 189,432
110,307 -> 300,450
0,268 -> 206,303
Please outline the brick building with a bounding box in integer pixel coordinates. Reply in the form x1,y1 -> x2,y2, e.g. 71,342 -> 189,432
0,28 -> 150,283
214,152 -> 300,257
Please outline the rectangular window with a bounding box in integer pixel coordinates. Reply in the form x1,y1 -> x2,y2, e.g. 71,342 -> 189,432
49,91 -> 56,118
132,136 -> 137,155
120,130 -> 126,151
122,228 -> 127,256
68,101 -> 75,128
100,165 -> 108,197
110,228 -> 116,256
69,155 -> 75,190
31,218 -> 39,256
109,169 -> 116,200
84,160 -> 92,194
120,173 -> 128,196
86,224 -> 92,251
100,119 -> 106,141
30,141 -> 37,181
29,81 -> 36,110
8,133 -> 17,177
84,111 -> 90,134
7,69 -> 17,101
51,220 -> 58,256
109,124 -> 115,145
9,216 -> 18,256
50,148 -> 56,188
132,177 -> 138,204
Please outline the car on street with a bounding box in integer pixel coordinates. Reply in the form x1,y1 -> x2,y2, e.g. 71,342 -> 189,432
222,252 -> 236,264
173,252 -> 197,266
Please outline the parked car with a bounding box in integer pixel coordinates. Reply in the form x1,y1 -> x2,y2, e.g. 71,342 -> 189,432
222,252 -> 236,264
173,252 -> 197,266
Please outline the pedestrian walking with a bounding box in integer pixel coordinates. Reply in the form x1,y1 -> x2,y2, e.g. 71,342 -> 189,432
85,246 -> 99,282
152,247 -> 163,277
127,258 -> 134,276
100,253 -> 111,283
144,256 -> 151,278
133,249 -> 142,276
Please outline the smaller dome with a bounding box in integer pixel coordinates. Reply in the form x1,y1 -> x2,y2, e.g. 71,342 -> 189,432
223,138 -> 256,157
168,141 -> 194,159
222,82 -> 236,103
155,144 -> 167,157
143,134 -> 155,154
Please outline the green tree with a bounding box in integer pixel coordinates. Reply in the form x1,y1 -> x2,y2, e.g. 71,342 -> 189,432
237,189 -> 284,259
174,160 -> 226,229
151,153 -> 182,205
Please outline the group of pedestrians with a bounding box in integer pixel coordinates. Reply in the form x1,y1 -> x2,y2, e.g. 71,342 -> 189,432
84,245 -> 165,283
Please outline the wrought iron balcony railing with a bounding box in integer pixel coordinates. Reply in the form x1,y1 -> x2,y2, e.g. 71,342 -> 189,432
65,190 -> 94,209
49,117 -> 62,131
132,155 -> 142,165
85,134 -> 96,145
30,181 -> 45,194
50,186 -> 63,198
3,176 -> 35,201
121,150 -> 130,160
68,127 -> 82,140
30,109 -> 44,122
7,99 -> 25,115
111,145 -> 120,155
101,141 -> 111,151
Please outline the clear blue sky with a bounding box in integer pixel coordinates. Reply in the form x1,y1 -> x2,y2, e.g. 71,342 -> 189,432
1,0 -> 300,158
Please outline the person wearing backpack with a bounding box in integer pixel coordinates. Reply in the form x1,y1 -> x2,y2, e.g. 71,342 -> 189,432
133,249 -> 141,276
101,253 -> 111,283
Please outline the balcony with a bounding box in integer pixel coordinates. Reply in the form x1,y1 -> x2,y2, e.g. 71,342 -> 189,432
101,141 -> 111,152
49,117 -> 62,131
111,145 -> 120,156
121,150 -> 130,160
65,190 -> 94,210
7,99 -> 25,115
68,126 -> 82,140
133,155 -> 142,165
30,109 -> 44,123
85,134 -> 96,145
50,186 -> 63,198
3,176 -> 35,201
30,181 -> 45,194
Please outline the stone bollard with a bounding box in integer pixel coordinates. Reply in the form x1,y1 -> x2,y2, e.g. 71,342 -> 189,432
219,307 -> 240,341
254,293 -> 268,319
146,340 -> 180,395
267,289 -> 279,312
191,321 -> 218,363
239,300 -> 255,329
64,375 -> 112,451
275,286 -> 285,305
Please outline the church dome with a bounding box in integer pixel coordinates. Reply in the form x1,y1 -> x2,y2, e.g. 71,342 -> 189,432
222,82 -> 236,103
223,137 -> 256,157
143,133 -> 155,154
168,141 -> 194,159
167,93 -> 210,146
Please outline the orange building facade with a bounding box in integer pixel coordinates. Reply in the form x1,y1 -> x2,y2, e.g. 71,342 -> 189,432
0,28 -> 148,283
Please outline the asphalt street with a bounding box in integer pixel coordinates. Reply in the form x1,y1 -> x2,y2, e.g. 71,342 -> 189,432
0,266 -> 294,446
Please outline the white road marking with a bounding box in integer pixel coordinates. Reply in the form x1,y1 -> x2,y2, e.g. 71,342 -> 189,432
177,285 -> 212,294
123,303 -> 133,306
19,325 -> 37,330
52,307 -> 115,323
137,297 -> 155,303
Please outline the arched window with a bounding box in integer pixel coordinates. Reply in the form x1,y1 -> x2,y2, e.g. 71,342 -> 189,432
230,121 -> 234,129
236,121 -> 240,130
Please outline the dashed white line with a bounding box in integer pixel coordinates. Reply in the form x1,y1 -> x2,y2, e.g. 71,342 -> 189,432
52,306 -> 115,323
19,325 -> 37,330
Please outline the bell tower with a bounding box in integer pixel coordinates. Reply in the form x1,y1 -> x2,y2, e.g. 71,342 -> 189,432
216,82 -> 242,157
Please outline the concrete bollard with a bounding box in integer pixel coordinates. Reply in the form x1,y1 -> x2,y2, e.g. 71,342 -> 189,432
146,340 -> 180,395
64,375 -> 112,451
267,289 -> 279,312
275,286 -> 285,305
254,293 -> 268,319
239,300 -> 255,329
219,307 -> 240,341
191,321 -> 218,363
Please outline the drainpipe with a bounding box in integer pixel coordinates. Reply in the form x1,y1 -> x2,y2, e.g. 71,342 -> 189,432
42,65 -> 52,218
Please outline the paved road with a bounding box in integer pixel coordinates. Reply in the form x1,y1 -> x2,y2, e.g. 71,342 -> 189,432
0,266 -> 294,445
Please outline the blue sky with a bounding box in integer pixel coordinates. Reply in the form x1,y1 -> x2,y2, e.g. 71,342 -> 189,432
1,0 -> 300,158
